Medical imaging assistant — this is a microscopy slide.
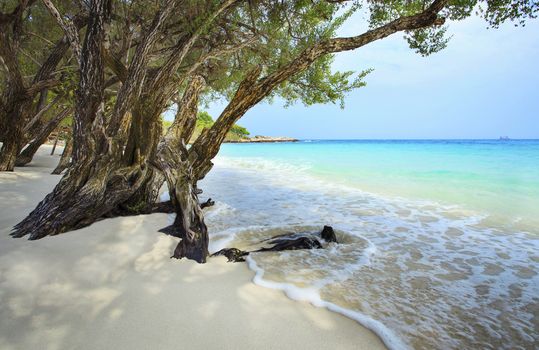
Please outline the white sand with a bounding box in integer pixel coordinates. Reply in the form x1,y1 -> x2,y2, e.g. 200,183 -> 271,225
0,145 -> 386,350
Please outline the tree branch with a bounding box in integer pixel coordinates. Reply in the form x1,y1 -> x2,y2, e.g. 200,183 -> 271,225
27,78 -> 60,95
23,93 -> 64,133
41,0 -> 82,65
189,0 -> 449,175
150,0 -> 238,91
106,0 -> 179,136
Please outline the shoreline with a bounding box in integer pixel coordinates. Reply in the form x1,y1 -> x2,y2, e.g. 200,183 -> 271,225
0,145 -> 386,350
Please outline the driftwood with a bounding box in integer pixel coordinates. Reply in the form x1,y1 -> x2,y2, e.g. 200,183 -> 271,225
255,236 -> 322,252
200,198 -> 215,209
210,248 -> 249,262
211,225 -> 337,263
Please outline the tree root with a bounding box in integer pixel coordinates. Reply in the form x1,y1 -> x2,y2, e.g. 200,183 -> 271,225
200,198 -> 215,209
210,248 -> 249,262
210,225 -> 337,263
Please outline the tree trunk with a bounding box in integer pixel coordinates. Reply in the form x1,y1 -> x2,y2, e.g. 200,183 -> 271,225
10,0 -> 192,240
52,137 -> 72,174
50,136 -> 58,155
169,168 -> 209,263
157,143 -> 209,263
12,109 -> 161,239
10,0 -> 120,239
154,76 -> 209,262
0,5 -> 79,171
0,92 -> 29,171
0,133 -> 21,171
16,108 -> 71,166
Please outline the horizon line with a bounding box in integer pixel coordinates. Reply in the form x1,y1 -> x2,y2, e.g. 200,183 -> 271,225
257,138 -> 539,141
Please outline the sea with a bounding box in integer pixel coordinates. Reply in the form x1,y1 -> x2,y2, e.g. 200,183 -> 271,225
197,139 -> 539,350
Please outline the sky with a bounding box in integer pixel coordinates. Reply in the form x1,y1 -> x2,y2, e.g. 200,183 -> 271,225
202,11 -> 539,140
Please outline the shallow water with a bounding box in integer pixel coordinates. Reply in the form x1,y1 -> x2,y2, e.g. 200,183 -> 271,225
199,140 -> 539,350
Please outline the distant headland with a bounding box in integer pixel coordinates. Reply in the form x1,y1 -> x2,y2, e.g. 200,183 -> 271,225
164,111 -> 298,143
224,135 -> 298,143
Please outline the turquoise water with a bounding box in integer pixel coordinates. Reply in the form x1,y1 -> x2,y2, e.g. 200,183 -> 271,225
218,139 -> 539,233
201,139 -> 539,349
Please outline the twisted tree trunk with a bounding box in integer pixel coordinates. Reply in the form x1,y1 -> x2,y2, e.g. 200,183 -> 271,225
10,0 -> 197,239
11,0 -> 118,239
16,108 -> 71,166
154,76 -> 209,262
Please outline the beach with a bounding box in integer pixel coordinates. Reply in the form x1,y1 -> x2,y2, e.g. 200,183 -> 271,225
2,140 -> 538,350
0,145 -> 386,350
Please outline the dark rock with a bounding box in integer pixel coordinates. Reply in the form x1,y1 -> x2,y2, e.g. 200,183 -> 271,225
256,236 -> 323,252
320,225 -> 337,243
210,248 -> 250,262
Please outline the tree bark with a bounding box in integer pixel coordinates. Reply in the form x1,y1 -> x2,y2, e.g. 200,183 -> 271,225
41,0 -> 82,65
0,22 -> 30,171
50,136 -> 58,155
0,6 -> 81,171
16,108 -> 71,166
0,97 -> 29,171
11,0 -> 117,239
10,0 -> 194,239
154,76 -> 209,262
52,137 -> 72,175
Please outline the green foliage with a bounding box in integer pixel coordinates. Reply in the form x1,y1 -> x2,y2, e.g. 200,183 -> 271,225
279,56 -> 373,108
196,111 -> 214,129
366,0 -> 537,56
478,0 -> 539,27
230,124 -> 250,137
198,0 -> 367,108
188,111 -> 250,142
161,118 -> 172,132
160,111 -> 249,141
405,27 -> 452,56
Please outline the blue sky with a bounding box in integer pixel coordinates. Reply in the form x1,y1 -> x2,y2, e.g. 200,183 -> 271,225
203,13 -> 539,140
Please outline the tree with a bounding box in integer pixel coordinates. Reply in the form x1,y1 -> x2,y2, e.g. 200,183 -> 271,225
0,0 -> 80,170
5,0 -> 537,263
184,110 -> 250,142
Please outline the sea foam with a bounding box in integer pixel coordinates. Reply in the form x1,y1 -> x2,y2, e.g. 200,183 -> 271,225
246,256 -> 409,350
198,151 -> 538,350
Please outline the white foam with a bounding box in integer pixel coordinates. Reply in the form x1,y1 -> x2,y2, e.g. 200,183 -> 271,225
246,256 -> 409,350
199,155 -> 539,349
